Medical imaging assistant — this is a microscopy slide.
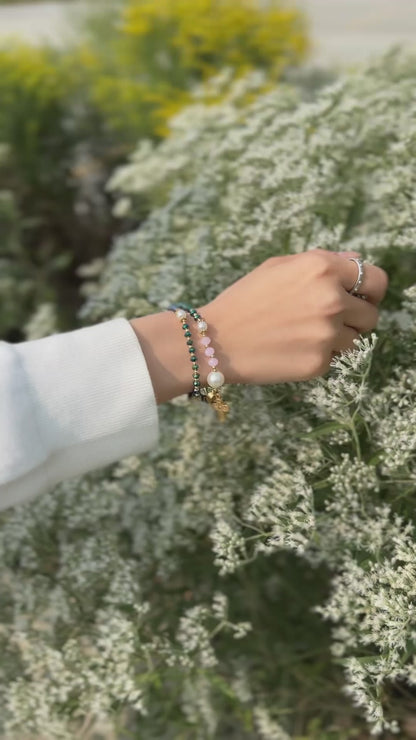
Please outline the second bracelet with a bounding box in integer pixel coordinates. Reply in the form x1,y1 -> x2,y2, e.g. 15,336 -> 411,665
168,303 -> 230,421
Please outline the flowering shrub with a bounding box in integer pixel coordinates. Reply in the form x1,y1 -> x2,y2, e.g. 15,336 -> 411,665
3,52 -> 416,738
0,1 -> 307,339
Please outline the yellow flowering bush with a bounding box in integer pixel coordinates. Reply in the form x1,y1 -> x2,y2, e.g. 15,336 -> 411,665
123,0 -> 307,76
83,0 -> 308,137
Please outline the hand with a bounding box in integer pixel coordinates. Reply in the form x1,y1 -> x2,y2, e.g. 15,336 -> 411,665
200,249 -> 388,385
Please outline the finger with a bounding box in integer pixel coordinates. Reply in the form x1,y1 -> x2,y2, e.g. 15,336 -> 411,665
332,324 -> 360,353
336,251 -> 360,258
335,253 -> 388,305
343,292 -> 379,333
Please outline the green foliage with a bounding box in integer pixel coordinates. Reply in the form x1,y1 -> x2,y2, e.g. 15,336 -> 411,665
0,43 -> 117,339
0,186 -> 34,339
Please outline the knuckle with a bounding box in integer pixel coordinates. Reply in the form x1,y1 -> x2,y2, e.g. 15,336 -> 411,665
316,318 -> 338,343
318,288 -> 345,317
306,351 -> 331,378
261,256 -> 280,270
305,250 -> 334,278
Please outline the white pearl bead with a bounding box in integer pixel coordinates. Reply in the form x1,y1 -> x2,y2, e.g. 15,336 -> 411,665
175,309 -> 187,319
207,370 -> 225,388
197,320 -> 208,332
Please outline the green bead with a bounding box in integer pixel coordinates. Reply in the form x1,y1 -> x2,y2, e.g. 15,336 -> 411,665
182,323 -> 189,329
188,346 -> 195,353
190,355 -> 197,361
194,380 -> 200,387
193,372 -> 200,379
186,339 -> 193,346
192,363 -> 199,370
184,331 -> 192,337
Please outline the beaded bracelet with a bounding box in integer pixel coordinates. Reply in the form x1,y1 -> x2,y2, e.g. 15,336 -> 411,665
167,303 -> 230,422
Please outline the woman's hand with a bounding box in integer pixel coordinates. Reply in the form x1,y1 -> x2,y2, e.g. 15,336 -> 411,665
131,249 -> 388,403
200,249 -> 388,385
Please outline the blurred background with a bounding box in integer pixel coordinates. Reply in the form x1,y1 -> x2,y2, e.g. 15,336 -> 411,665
1,0 -> 416,344
2,0 -> 416,63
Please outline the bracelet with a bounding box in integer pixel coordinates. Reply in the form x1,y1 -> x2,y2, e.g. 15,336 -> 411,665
167,303 -> 230,422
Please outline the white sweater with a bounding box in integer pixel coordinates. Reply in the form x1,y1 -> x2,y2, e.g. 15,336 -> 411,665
0,318 -> 159,510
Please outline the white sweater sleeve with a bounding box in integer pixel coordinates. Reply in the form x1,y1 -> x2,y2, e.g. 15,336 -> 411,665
0,318 -> 159,510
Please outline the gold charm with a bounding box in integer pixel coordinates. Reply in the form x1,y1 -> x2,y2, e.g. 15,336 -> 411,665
205,388 -> 230,422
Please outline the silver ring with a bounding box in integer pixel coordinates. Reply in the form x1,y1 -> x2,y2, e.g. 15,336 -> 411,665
348,257 -> 365,296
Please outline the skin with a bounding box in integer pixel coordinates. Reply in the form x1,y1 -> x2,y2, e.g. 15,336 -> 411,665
129,249 -> 389,405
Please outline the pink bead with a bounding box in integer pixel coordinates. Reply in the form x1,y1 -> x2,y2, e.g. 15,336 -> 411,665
208,357 -> 218,367
205,347 -> 215,357
199,336 -> 211,347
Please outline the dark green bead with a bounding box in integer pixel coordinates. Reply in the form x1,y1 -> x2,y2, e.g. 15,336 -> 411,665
188,346 -> 195,353
182,323 -> 189,330
192,363 -> 199,370
190,355 -> 197,361
186,339 -> 193,346
194,380 -> 200,387
184,331 -> 192,337
193,372 -> 200,379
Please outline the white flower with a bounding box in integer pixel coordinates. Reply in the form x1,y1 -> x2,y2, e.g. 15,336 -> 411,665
5,50 -> 416,737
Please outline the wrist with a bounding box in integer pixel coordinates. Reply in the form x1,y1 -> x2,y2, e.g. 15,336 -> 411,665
130,301 -> 236,406
129,312 -> 192,404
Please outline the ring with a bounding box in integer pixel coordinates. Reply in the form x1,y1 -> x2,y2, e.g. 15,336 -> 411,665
348,257 -> 366,297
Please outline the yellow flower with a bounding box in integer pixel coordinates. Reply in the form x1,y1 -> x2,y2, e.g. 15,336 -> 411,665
122,0 -> 308,79
111,0 -> 309,137
0,1 -> 309,147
